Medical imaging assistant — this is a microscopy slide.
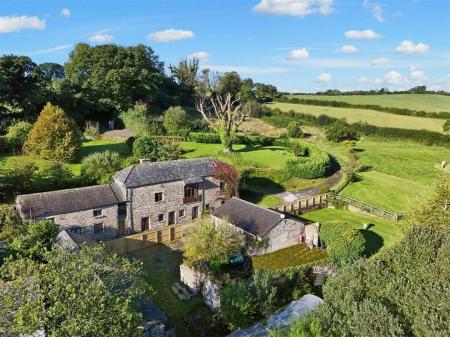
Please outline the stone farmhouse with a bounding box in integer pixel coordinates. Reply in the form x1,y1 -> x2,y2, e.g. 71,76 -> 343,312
15,158 -> 225,241
212,197 -> 320,254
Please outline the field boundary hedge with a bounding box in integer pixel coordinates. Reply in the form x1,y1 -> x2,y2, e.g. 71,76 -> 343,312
262,107 -> 450,146
275,97 -> 450,120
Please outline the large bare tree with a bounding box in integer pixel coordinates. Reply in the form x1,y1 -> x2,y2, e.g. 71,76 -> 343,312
196,92 -> 248,152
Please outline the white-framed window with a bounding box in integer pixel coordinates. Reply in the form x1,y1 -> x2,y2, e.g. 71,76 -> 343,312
93,209 -> 102,217
94,223 -> 104,234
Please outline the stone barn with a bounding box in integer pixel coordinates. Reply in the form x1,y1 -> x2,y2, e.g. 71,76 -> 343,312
212,198 -> 319,254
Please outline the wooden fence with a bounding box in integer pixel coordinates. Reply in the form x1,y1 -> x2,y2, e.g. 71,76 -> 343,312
332,194 -> 406,221
273,193 -> 331,214
104,224 -> 184,254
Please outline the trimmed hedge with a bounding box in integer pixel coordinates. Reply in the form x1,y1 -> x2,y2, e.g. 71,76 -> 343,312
284,144 -> 330,179
189,132 -> 221,144
189,132 -> 277,146
276,96 -> 450,120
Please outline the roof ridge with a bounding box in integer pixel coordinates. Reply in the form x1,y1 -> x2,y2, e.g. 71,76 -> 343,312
108,183 -> 120,203
230,197 -> 282,215
16,184 -> 112,198
123,164 -> 135,184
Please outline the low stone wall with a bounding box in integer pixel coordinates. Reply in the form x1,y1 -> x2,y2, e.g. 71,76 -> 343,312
180,264 -> 221,311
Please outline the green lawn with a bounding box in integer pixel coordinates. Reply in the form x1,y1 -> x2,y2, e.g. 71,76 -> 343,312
269,102 -> 446,132
285,94 -> 450,113
252,243 -> 328,271
301,208 -> 403,255
127,244 -> 226,337
317,138 -> 450,213
181,142 -> 294,169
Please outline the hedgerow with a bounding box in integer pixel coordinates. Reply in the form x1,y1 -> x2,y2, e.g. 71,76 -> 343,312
284,143 -> 330,179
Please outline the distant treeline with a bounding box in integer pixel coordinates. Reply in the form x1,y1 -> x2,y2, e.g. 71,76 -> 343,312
261,107 -> 450,147
279,86 -> 450,96
274,96 -> 450,120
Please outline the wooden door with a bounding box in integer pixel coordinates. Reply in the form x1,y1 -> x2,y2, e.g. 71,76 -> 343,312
168,211 -> 175,225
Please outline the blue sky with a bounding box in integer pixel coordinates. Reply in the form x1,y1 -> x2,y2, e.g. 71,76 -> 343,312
1,0 -> 449,92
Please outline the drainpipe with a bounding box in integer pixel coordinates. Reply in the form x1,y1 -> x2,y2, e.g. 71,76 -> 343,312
202,178 -> 206,212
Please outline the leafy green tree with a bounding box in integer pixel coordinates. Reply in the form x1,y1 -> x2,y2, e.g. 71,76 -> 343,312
269,314 -> 323,337
443,119 -> 450,134
40,162 -> 74,189
320,223 -> 365,267
0,245 -> 150,337
0,204 -> 24,240
121,102 -> 151,136
325,120 -> 358,142
80,151 -> 123,184
38,62 -> 65,80
238,78 -> 256,102
132,135 -> 178,162
24,103 -> 81,162
0,55 -> 49,133
215,71 -> 242,98
287,121 -> 303,138
252,269 -> 278,317
64,43 -> 165,119
163,106 -> 189,136
5,121 -> 33,152
0,160 -> 37,193
184,219 -> 245,266
8,220 -> 59,259
170,58 -> 199,87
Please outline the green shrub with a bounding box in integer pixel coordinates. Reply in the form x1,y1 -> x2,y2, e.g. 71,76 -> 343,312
83,126 -> 99,140
120,102 -> 150,136
6,121 -> 33,152
163,106 -> 189,136
132,135 -> 179,161
443,119 -> 450,133
189,132 -> 221,144
326,121 -> 359,142
320,222 -> 365,267
284,145 -> 330,179
287,121 -> 303,138
80,151 -> 123,184
292,143 -> 308,157
40,162 -> 75,189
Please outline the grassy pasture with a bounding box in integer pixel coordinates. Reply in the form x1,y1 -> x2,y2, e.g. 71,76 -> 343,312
285,94 -> 450,113
269,102 -> 446,132
301,208 -> 402,255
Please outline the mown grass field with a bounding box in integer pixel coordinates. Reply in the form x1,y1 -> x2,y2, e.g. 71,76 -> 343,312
317,138 -> 450,213
301,208 -> 403,255
285,94 -> 450,113
252,243 -> 328,271
269,102 -> 446,132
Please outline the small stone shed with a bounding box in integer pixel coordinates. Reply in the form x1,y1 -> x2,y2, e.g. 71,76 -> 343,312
212,198 -> 319,254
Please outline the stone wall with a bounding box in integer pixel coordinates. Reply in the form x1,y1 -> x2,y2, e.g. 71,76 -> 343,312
129,177 -> 223,233
38,204 -> 119,241
180,264 -> 221,311
263,219 -> 305,254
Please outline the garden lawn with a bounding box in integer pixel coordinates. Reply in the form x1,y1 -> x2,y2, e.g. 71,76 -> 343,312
181,142 -> 294,169
269,102 -> 446,132
301,208 -> 403,255
127,244 -> 219,337
252,243 -> 328,271
285,94 -> 450,113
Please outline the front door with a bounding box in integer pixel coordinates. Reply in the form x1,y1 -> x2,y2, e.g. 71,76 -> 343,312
141,217 -> 149,232
168,211 -> 175,225
192,206 -> 198,219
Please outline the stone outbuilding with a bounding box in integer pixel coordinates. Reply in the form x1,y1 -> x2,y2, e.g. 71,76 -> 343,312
212,198 -> 319,254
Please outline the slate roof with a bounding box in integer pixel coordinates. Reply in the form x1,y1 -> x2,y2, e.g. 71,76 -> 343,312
16,184 -> 126,219
113,157 -> 216,188
54,229 -> 99,250
213,198 -> 293,237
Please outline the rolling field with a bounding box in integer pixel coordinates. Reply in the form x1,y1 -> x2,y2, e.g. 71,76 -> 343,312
286,94 -> 450,113
319,138 -> 450,212
269,102 -> 446,132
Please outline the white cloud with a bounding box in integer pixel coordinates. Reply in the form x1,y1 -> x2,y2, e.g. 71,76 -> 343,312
252,0 -> 334,18
206,65 -> 289,74
0,15 -> 46,33
287,48 -> 309,60
395,40 -> 430,54
148,29 -> 194,42
336,44 -> 358,53
89,34 -> 114,43
375,71 -> 408,86
188,51 -> 210,62
371,57 -> 389,65
28,44 -> 73,55
60,8 -> 71,18
345,29 -> 382,40
363,1 -> 384,23
409,65 -> 427,82
317,72 -> 332,83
